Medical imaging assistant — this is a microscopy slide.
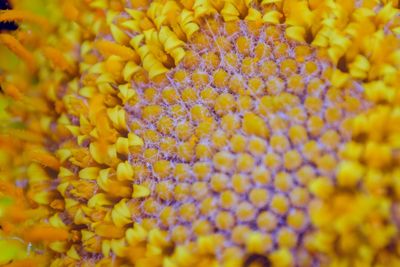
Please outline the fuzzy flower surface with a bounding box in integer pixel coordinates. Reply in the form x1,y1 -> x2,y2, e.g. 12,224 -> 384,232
0,0 -> 400,266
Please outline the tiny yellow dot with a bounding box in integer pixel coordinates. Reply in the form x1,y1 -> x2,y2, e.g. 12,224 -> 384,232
192,219 -> 213,237
213,69 -> 229,88
270,134 -> 290,153
277,228 -> 297,248
288,125 -> 308,145
249,188 -> 269,208
287,209 -> 307,230
296,165 -> 316,186
271,194 -> 289,215
177,142 -> 195,162
160,206 -> 176,227
232,173 -> 251,194
257,211 -> 278,232
231,225 -> 251,245
236,36 -> 251,56
173,184 -> 190,202
216,211 -> 235,230
179,203 -> 197,222
283,150 -> 303,171
200,196 -> 216,215
290,186 -> 310,208
200,87 -> 218,106
175,121 -> 193,141
260,60 -> 278,77
263,152 -> 282,171
274,172 -> 294,192
241,57 -> 257,75
222,114 -> 240,133
236,202 -> 256,222
181,87 -> 197,103
210,173 -> 229,192
236,153 -> 255,173
213,151 -> 235,172
191,181 -> 209,201
193,162 -> 211,180
155,181 -> 173,201
171,225 -> 189,244
252,166 -> 271,185
220,190 -> 238,210
214,93 -> 236,115
248,137 -> 267,155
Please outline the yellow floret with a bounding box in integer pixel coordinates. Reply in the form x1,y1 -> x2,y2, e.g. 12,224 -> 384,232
230,134 -> 247,153
289,187 -> 310,208
220,190 -> 238,210
179,203 -> 197,222
210,173 -> 229,192
216,211 -> 235,230
193,162 -> 211,180
248,137 -> 267,155
222,114 -> 240,133
236,153 -> 255,172
232,174 -> 251,194
236,36 -> 251,56
252,167 -> 271,185
213,69 -> 229,88
287,209 -> 307,230
274,172 -> 293,192
214,93 -> 236,115
270,134 -> 290,153
153,160 -> 172,179
249,188 -> 269,208
257,211 -> 278,232
337,160 -> 365,187
175,121 -> 193,141
277,228 -> 297,249
283,150 -> 303,170
213,151 -> 235,171
172,225 -> 189,244
242,112 -> 269,138
271,194 -> 289,215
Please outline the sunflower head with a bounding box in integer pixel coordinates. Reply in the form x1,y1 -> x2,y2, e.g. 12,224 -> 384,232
0,0 -> 400,266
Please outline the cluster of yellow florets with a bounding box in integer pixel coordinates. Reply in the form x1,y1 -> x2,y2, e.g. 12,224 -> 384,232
0,0 -> 400,266
127,20 -> 368,263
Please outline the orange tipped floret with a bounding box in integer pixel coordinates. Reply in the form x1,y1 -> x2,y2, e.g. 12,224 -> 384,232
0,33 -> 36,72
0,10 -> 51,31
94,40 -> 140,62
27,150 -> 60,170
22,226 -> 69,242
42,46 -> 76,74
2,84 -> 23,100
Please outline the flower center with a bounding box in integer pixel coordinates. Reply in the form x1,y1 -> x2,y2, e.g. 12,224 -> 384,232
114,18 -> 368,262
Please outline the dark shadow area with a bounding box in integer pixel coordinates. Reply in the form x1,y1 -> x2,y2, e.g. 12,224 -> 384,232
243,254 -> 271,267
0,0 -> 18,31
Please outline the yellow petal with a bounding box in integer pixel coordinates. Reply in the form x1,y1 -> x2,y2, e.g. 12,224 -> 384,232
262,10 -> 282,24
126,223 -> 148,245
132,184 -> 150,198
285,26 -> 306,42
117,161 -> 134,181
87,193 -> 113,208
111,199 -> 132,227
245,8 -> 262,21
337,160 -> 365,187
95,40 -> 140,62
221,2 -> 240,22
79,167 -> 100,180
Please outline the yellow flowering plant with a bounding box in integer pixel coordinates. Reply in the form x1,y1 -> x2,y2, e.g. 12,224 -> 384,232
0,0 -> 399,266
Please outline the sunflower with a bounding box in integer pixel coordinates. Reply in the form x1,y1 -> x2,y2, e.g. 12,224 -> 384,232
0,0 -> 399,266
